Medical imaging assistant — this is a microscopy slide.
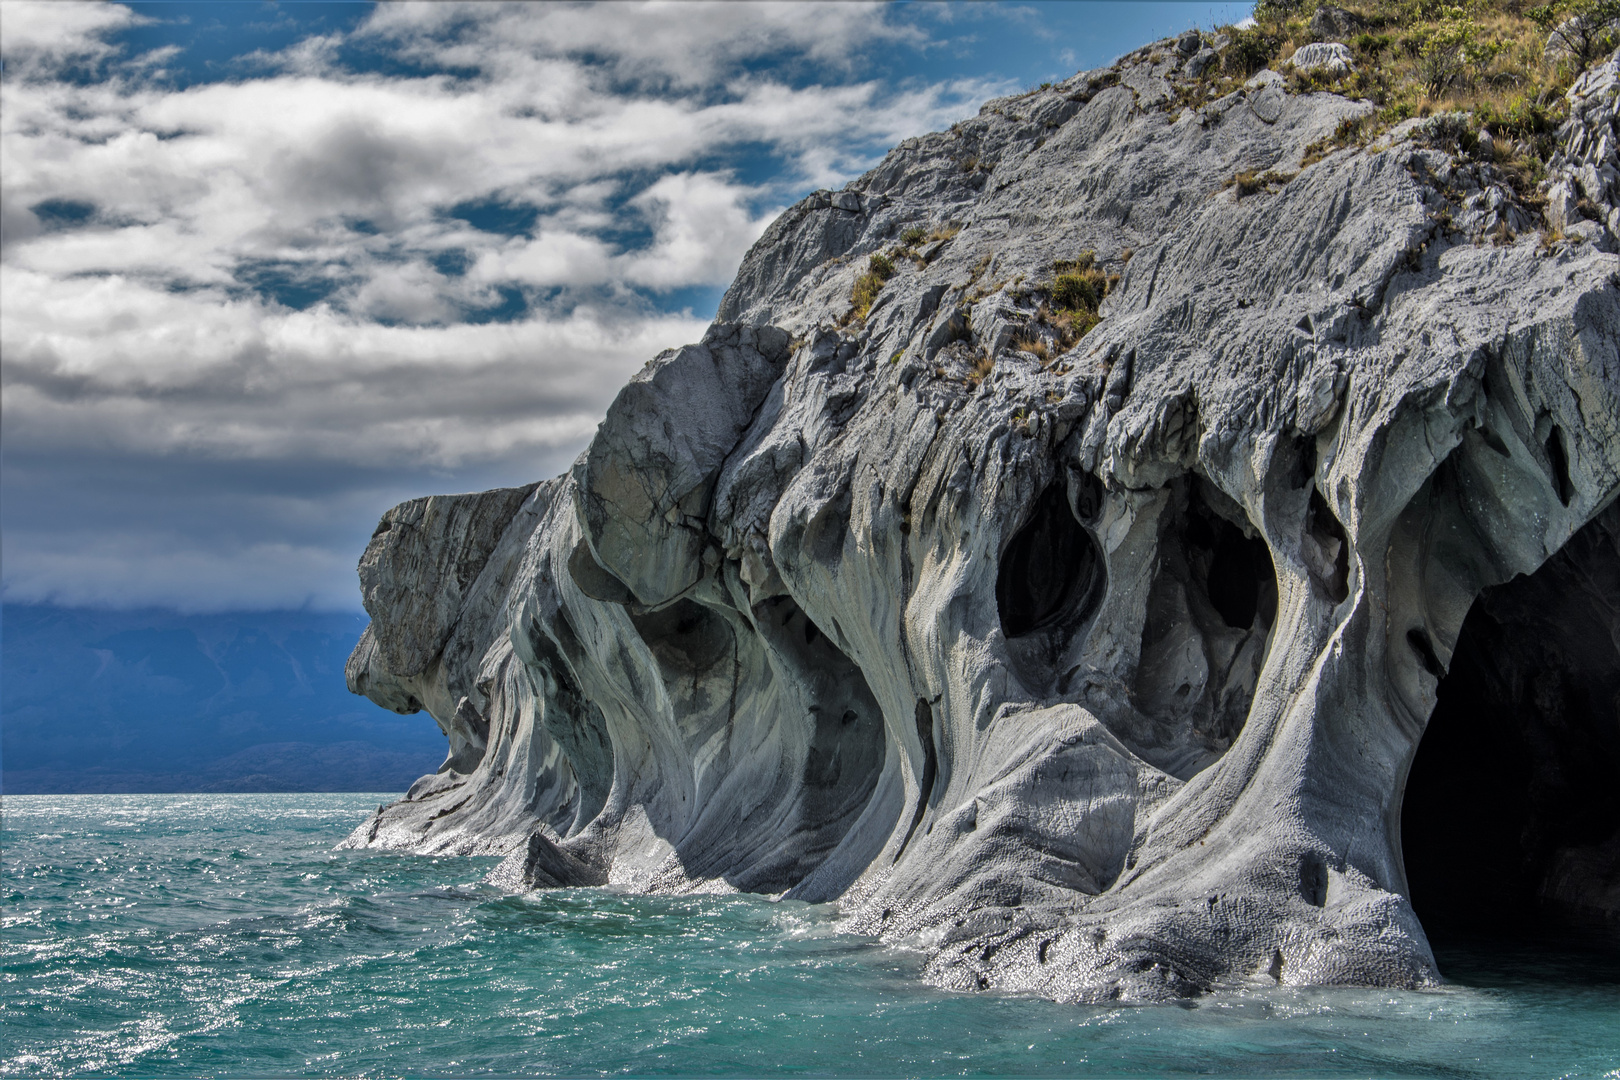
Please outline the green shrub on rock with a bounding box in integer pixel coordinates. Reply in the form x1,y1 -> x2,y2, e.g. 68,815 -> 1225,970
850,252 -> 899,321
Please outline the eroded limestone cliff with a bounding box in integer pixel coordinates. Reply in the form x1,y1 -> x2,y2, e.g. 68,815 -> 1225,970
342,40 -> 1620,1001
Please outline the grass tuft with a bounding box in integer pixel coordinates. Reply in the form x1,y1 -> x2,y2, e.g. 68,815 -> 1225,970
1230,0 -> 1605,167
1028,251 -> 1117,352
966,350 -> 996,386
850,252 -> 898,321
1224,168 -> 1299,196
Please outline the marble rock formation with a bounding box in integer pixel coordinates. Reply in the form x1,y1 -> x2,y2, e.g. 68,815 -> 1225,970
342,42 -> 1620,1001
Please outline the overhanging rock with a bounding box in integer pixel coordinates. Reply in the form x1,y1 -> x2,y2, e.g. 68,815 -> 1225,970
341,43 -> 1620,1001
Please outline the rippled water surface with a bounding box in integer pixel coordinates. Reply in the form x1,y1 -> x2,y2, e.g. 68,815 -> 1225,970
4,794 -> 1618,1078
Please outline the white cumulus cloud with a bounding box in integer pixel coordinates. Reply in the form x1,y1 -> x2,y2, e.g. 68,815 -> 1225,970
0,0 -> 1010,611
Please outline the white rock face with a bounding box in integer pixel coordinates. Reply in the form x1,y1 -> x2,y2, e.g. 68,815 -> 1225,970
341,41 -> 1620,1001
1548,47 -> 1620,245
1287,42 -> 1355,76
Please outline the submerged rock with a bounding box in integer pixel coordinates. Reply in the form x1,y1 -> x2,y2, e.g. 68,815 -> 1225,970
340,40 -> 1620,1001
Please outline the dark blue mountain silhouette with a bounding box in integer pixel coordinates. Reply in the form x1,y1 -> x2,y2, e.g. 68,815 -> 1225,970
1,605 -> 443,793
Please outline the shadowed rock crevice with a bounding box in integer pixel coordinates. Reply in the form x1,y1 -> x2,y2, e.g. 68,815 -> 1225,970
1304,488 -> 1351,604
629,599 -> 734,675
895,698 -> 939,862
996,481 -> 1106,640
1548,426 -> 1576,506
1133,479 -> 1278,764
1403,502 -> 1620,941
521,615 -> 614,833
749,596 -> 887,874
999,471 -> 1114,697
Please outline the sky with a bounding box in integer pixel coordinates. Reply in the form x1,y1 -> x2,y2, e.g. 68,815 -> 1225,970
0,0 -> 1252,614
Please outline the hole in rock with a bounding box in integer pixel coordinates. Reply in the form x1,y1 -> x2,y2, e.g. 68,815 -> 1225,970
1300,851 -> 1329,907
629,598 -> 734,673
1132,480 -> 1278,771
1194,504 -> 1276,630
1547,426 -> 1574,506
1402,504 -> 1620,946
731,596 -> 887,894
1305,488 -> 1351,603
997,482 -> 1105,639
1288,434 -> 1317,491
1073,468 -> 1105,523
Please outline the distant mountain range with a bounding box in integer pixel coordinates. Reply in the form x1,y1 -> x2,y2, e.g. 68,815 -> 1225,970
2,605 -> 444,794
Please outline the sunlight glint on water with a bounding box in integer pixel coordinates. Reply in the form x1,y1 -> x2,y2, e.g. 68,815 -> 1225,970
3,794 -> 1618,1078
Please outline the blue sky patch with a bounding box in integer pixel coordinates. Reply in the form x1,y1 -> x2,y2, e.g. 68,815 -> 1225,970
447,198 -> 540,238
29,198 -> 98,229
658,285 -> 730,322
429,248 -> 472,278
460,285 -> 530,325
233,260 -> 343,312
115,1 -> 374,86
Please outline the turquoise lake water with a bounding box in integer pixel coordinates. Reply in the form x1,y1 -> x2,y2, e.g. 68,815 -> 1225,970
3,793 -> 1617,1078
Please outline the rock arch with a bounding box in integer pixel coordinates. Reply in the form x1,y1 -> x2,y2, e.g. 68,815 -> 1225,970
1402,502 -> 1620,941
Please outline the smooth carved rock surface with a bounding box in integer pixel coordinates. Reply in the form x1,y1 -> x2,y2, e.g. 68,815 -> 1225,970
341,42 -> 1620,1001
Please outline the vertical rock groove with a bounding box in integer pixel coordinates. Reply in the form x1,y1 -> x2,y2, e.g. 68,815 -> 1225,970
895,698 -> 939,863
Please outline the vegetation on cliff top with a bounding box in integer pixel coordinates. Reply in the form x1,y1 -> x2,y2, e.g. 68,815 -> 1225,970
847,0 -> 1616,357
1208,0 -> 1616,162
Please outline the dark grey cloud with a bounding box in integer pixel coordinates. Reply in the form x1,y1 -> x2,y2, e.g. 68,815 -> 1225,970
2,445 -> 566,610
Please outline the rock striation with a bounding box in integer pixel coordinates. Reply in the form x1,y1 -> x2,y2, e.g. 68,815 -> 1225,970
342,41 -> 1620,1001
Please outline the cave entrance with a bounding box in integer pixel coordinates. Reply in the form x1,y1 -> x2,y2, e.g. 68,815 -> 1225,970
1401,504 -> 1620,946
996,480 -> 1105,640
1130,478 -> 1278,774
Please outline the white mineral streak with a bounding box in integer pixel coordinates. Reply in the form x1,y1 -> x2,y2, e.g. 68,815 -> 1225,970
340,43 -> 1620,1001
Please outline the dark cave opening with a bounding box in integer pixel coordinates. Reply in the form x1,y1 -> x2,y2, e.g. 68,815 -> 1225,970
996,482 -> 1105,639
629,598 -> 734,673
1183,488 -> 1277,631
1547,427 -> 1575,506
1305,488 -> 1351,603
739,595 -> 888,894
1130,480 -> 1279,769
1402,504 -> 1620,945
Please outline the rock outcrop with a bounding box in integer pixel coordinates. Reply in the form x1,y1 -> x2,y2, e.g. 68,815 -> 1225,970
341,42 -> 1620,1001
